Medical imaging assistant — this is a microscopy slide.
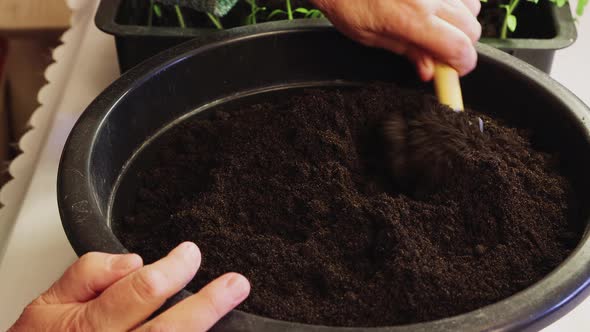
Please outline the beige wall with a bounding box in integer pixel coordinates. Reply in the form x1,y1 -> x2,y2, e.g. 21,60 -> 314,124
0,35 -> 63,187
5,36 -> 61,140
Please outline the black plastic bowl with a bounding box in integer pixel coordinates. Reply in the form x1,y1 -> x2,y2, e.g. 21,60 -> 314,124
58,24 -> 590,331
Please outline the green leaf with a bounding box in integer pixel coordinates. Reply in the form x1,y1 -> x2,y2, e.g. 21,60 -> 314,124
480,0 -> 488,3
527,0 -> 539,4
268,9 -> 287,19
507,14 -> 517,32
548,0 -> 566,6
245,4 -> 266,25
208,13 -> 224,29
175,5 -> 186,28
153,4 -> 162,18
577,0 -> 588,15
306,9 -> 324,19
295,7 -> 309,14
313,11 -> 324,18
246,13 -> 255,25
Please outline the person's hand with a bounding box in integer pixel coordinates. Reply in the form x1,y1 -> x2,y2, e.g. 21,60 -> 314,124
310,0 -> 482,81
8,242 -> 250,331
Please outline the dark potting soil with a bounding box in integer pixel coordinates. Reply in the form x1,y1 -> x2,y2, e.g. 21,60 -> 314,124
116,83 -> 580,327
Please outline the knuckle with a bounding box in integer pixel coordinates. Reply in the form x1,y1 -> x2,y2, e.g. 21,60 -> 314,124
469,19 -> 482,42
132,268 -> 168,301
474,21 -> 482,41
448,35 -> 476,74
354,30 -> 380,48
452,35 -> 473,60
78,252 -> 103,265
467,52 -> 478,72
471,0 -> 481,15
76,252 -> 106,274
374,0 -> 424,36
369,1 -> 398,32
335,19 -> 374,45
378,15 -> 407,37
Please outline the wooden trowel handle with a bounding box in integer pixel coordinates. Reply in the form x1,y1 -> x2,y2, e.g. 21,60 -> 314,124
434,62 -> 464,112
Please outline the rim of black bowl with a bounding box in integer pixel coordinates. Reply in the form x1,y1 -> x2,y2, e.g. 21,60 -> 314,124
58,22 -> 590,332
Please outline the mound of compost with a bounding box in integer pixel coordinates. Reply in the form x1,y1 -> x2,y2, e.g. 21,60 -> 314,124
116,83 -> 579,326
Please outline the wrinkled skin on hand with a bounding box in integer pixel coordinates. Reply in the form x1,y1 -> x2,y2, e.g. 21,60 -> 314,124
8,242 -> 250,331
311,0 -> 482,81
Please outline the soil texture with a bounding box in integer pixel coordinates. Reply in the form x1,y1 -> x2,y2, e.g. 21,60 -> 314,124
116,83 -> 580,327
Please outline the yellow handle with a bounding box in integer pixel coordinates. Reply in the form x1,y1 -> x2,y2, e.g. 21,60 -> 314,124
433,62 -> 464,112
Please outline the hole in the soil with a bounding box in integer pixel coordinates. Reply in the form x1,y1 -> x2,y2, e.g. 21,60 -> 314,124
356,123 -> 401,196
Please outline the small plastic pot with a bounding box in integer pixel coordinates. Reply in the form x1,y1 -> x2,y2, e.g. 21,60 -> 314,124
58,25 -> 590,331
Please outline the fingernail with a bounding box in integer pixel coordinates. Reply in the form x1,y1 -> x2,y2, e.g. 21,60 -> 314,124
111,254 -> 142,272
226,274 -> 250,302
179,242 -> 200,260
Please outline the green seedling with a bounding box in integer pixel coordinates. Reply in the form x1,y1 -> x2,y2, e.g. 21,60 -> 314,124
267,9 -> 288,19
268,0 -> 294,20
153,3 -> 163,17
175,5 -> 186,28
482,0 -> 587,39
294,7 -> 324,18
499,0 -> 520,39
245,0 -> 267,25
268,0 -> 324,20
286,0 -> 294,20
148,1 -> 222,29
149,1 -> 163,27
207,12 -> 224,29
